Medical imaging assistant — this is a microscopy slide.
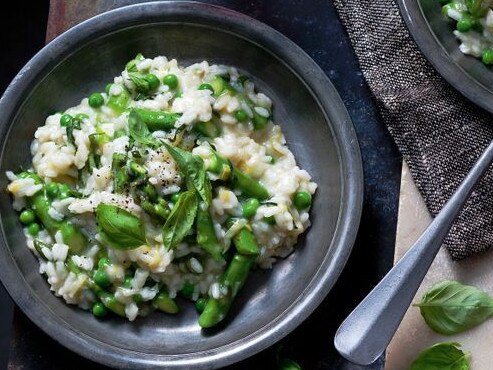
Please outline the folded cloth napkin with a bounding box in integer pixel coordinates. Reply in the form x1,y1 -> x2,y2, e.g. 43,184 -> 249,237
333,0 -> 493,259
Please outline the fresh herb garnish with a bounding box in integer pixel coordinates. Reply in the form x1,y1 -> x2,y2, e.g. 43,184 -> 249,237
164,143 -> 212,206
96,204 -> 146,249
162,190 -> 198,249
416,280 -> 493,335
409,342 -> 470,370
128,110 -> 161,148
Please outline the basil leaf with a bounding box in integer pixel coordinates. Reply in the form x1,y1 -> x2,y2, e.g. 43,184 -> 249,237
416,280 -> 493,335
410,342 -> 470,370
96,204 -> 146,249
128,71 -> 150,93
164,143 -> 212,206
128,110 -> 161,148
162,190 -> 198,249
125,53 -> 144,72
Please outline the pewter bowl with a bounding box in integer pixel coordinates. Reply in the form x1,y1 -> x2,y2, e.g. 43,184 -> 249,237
0,2 -> 363,368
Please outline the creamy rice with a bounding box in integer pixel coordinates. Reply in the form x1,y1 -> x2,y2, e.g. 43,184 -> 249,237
7,54 -> 317,324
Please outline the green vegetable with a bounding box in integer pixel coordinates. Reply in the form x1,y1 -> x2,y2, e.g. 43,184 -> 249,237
194,120 -> 221,138
242,198 -> 260,218
128,71 -> 151,93
482,48 -> 493,65
263,215 -> 276,225
252,111 -> 268,130
91,284 -> 126,317
233,227 -> 260,256
94,269 -> 111,288
170,192 -> 180,204
231,167 -> 269,200
92,302 -> 108,318
416,280 -> 493,335
195,298 -> 207,313
164,143 -> 212,206
145,73 -> 160,91
105,83 -> 112,94
33,239 -> 49,260
154,291 -> 180,314
27,223 -> 41,236
456,17 -> 473,33
133,108 -> 179,132
163,74 -> 179,89
198,83 -> 214,92
19,209 -> 35,224
45,182 -> 59,198
128,110 -> 161,148
88,92 -> 104,108
180,282 -> 195,299
235,109 -> 248,122
466,0 -> 487,17
111,153 -> 128,193
196,206 -> 224,261
209,76 -> 227,97
198,253 -> 254,328
125,53 -> 144,72
107,87 -> 130,114
60,114 -> 73,127
409,342 -> 470,370
293,191 -> 312,209
278,358 -> 302,370
96,204 -> 147,250
60,222 -> 87,253
162,190 -> 198,249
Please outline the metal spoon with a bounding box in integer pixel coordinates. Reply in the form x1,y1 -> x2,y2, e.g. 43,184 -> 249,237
334,139 -> 493,366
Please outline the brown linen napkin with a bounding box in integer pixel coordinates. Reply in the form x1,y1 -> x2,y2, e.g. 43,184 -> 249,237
333,0 -> 493,259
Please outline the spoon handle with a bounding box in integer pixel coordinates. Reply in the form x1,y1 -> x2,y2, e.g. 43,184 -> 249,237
334,139 -> 493,366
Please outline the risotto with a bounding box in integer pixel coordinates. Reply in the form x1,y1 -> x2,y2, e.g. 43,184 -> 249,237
6,54 -> 317,326
441,0 -> 493,64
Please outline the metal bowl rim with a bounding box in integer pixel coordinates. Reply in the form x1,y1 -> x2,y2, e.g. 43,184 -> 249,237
397,0 -> 493,113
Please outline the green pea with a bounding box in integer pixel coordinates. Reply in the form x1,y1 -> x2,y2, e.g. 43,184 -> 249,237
123,276 -> 133,288
263,216 -> 276,225
482,48 -> 493,65
132,294 -> 144,303
198,83 -> 214,92
60,114 -> 72,127
195,298 -> 207,313
27,223 -> 41,236
92,302 -> 108,318
88,92 -> 104,108
98,257 -> 110,269
145,73 -> 160,91
58,184 -> 71,199
94,269 -> 111,288
242,198 -> 260,219
105,83 -> 113,95
45,182 -> 59,199
170,192 -> 181,204
163,74 -> 178,89
235,109 -> 248,122
252,112 -> 268,130
180,282 -> 195,299
293,191 -> 312,209
457,17 -> 473,32
19,210 -> 36,224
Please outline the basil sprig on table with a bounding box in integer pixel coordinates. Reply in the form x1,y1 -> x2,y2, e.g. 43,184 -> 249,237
416,280 -> 493,335
162,190 -> 198,249
96,204 -> 146,249
164,143 -> 212,206
128,110 -> 161,148
409,342 -> 470,370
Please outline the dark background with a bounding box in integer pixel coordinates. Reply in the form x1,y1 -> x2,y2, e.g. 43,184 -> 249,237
0,1 -> 402,369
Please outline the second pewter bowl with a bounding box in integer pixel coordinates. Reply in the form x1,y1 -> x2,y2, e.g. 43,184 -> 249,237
0,1 -> 363,368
